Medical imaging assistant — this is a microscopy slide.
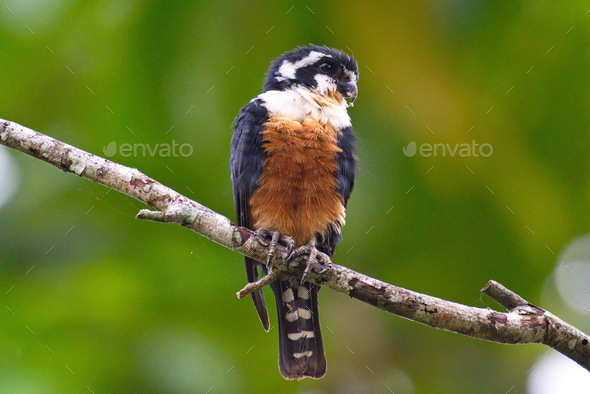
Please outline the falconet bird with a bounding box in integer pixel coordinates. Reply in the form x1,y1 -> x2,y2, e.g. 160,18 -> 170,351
230,45 -> 358,379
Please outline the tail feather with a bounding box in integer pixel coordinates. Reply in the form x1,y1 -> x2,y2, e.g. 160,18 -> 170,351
245,257 -> 270,331
271,275 -> 326,380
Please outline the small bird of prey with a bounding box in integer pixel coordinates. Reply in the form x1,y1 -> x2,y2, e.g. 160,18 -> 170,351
231,45 -> 358,380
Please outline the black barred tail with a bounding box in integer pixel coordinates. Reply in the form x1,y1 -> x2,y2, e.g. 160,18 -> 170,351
271,275 -> 326,380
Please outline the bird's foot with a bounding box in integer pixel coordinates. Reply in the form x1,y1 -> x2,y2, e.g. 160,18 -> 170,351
287,243 -> 332,284
253,228 -> 295,267
236,229 -> 294,299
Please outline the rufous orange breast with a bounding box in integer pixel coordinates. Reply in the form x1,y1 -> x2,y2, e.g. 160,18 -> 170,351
249,114 -> 345,246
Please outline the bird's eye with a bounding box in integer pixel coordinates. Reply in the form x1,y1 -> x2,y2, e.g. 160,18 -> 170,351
319,62 -> 335,74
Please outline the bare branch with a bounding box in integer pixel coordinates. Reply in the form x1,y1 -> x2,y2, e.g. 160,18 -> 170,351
2,118 -> 589,371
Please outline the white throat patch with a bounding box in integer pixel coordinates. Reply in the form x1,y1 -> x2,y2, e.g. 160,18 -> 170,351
313,74 -> 336,95
257,87 -> 352,130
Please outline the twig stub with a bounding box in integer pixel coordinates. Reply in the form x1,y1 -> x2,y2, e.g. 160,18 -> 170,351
481,280 -> 531,310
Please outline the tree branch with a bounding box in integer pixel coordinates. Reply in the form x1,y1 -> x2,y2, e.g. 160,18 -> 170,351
2,118 -> 589,371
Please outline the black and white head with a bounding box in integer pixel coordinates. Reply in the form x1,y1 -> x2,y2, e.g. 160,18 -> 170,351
264,45 -> 359,106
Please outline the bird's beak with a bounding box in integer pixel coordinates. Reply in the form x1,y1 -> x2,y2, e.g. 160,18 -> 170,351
337,81 -> 358,107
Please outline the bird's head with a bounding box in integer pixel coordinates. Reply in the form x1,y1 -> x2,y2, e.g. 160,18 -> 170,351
264,45 -> 359,106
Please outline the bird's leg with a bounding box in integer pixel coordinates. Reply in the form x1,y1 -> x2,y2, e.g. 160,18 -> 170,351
287,239 -> 332,284
236,228 -> 294,299
252,228 -> 295,266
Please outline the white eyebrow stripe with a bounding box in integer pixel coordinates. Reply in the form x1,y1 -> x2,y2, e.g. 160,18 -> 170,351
278,51 -> 328,79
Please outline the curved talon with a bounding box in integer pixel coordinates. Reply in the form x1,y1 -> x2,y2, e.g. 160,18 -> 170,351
254,228 -> 273,247
287,244 -> 332,283
315,266 -> 330,275
314,254 -> 332,275
266,231 -> 280,266
253,228 -> 294,267
300,247 -> 318,283
286,246 -> 309,269
312,252 -> 332,275
284,237 -> 295,256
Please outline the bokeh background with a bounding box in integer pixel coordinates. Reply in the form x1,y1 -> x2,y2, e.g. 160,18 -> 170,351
2,1 -> 590,392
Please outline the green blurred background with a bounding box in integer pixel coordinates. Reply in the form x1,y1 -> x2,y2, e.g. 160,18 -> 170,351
2,1 -> 590,392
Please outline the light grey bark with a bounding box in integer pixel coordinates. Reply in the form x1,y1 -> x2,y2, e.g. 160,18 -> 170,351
2,118 -> 589,371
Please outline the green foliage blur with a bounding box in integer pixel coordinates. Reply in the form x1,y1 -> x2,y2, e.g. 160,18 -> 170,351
2,1 -> 590,392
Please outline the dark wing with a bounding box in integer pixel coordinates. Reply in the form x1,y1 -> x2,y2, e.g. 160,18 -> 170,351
230,98 -> 270,330
317,125 -> 357,257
